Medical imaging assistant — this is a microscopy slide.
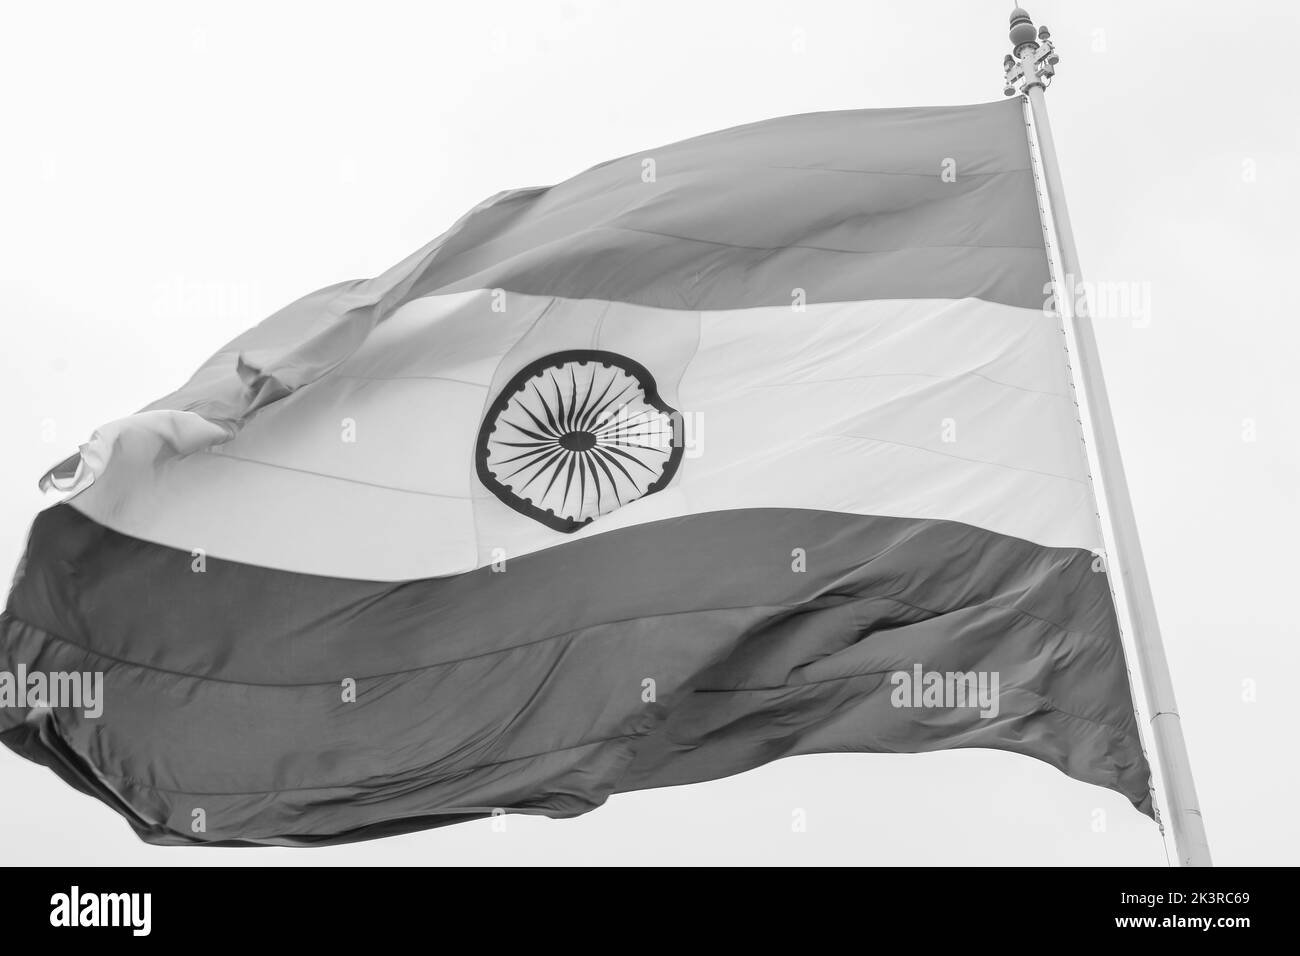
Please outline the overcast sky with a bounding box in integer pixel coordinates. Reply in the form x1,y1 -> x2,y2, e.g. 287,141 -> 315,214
1,0 -> 1295,865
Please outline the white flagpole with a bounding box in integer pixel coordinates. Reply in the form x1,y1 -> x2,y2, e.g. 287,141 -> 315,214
1002,7 -> 1212,867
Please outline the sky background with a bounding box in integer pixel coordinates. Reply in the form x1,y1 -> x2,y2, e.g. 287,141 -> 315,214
1,0 -> 1296,865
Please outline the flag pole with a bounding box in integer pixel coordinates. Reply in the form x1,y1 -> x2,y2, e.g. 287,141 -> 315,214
1002,7 -> 1212,867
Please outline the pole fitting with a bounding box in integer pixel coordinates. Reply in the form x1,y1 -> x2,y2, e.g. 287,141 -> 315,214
1003,7 -> 1060,96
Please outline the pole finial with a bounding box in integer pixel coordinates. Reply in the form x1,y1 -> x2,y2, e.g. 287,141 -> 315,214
1009,8 -> 1036,48
1003,7 -> 1059,96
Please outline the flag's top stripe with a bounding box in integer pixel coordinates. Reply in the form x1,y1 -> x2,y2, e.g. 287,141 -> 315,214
412,100 -> 1046,312
96,100 -> 1047,463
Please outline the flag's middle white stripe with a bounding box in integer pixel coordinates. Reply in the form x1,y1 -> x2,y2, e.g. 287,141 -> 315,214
70,289 -> 1100,580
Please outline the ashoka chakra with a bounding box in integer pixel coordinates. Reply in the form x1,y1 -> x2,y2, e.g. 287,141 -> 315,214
476,350 -> 684,533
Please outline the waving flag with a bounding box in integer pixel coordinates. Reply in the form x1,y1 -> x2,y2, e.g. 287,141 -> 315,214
1,99 -> 1152,845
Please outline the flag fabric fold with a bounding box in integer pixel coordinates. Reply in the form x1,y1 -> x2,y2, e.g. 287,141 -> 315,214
1,99 -> 1153,845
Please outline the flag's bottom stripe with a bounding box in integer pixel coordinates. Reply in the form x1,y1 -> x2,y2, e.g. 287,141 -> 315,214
1,504 -> 1150,845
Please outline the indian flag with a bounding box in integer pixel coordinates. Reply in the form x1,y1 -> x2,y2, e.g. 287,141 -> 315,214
0,98 -> 1152,845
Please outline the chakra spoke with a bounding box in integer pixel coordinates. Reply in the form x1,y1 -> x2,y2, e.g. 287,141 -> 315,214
494,445 -> 561,468
531,382 -> 563,436
566,366 -> 579,431
538,449 -> 571,504
596,427 -> 671,447
592,409 -> 658,436
573,365 -> 598,431
561,454 -> 578,510
504,420 -> 559,443
587,449 -> 621,506
597,443 -> 661,474
597,439 -> 672,454
584,454 -> 599,512
591,445 -> 639,486
504,446 -> 566,485
512,394 -> 560,438
550,372 -> 568,434
577,372 -> 618,432
586,381 -> 637,430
